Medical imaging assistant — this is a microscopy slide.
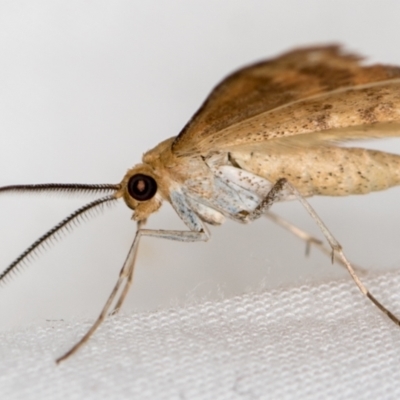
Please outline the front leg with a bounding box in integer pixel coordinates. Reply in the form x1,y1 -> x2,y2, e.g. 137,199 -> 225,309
137,227 -> 209,242
112,189 -> 212,319
57,219 -> 210,364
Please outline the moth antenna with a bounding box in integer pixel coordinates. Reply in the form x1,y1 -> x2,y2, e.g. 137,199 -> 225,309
0,183 -> 121,196
0,195 -> 118,283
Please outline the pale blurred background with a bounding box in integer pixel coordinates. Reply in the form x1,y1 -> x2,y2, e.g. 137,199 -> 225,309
1,0 -> 400,329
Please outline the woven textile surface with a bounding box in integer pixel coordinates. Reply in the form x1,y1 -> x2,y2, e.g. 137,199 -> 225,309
1,271 -> 400,399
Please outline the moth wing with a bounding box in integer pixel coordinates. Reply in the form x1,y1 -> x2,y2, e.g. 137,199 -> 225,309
207,79 -> 400,154
171,45 -> 400,156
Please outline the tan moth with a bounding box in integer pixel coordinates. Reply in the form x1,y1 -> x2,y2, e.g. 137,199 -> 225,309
2,45 -> 400,363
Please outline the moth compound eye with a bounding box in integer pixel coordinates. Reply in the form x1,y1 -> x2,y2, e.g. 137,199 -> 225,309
127,174 -> 157,201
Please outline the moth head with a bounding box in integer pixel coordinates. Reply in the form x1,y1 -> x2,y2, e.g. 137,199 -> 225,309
118,164 -> 163,221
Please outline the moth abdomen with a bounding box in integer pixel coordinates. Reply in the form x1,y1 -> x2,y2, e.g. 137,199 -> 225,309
231,147 -> 400,197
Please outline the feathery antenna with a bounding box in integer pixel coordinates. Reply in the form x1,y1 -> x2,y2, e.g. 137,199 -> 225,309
0,183 -> 121,196
0,195 -> 118,283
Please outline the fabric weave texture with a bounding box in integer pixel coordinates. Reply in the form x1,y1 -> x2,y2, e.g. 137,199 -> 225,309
1,271 -> 400,399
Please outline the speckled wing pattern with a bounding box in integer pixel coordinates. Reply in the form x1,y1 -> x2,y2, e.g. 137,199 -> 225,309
172,45 -> 400,156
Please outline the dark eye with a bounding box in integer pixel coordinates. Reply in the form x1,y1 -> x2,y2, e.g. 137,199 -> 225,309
127,174 -> 157,201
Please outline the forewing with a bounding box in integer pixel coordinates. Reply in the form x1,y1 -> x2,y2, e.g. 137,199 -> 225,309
172,45 -> 400,156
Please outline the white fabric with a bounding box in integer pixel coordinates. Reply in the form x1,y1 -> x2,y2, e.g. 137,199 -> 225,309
2,271 -> 400,399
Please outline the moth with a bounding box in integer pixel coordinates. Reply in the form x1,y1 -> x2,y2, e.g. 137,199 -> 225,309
2,45 -> 400,363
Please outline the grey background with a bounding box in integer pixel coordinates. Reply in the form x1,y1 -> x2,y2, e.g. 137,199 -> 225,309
1,0 -> 400,329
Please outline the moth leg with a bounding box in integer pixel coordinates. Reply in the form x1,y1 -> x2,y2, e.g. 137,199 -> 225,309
111,226 -> 210,315
264,211 -> 366,274
265,211 -> 324,256
110,222 -> 143,317
110,256 -> 136,316
55,225 -> 141,364
255,178 -> 400,327
56,223 -> 209,363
